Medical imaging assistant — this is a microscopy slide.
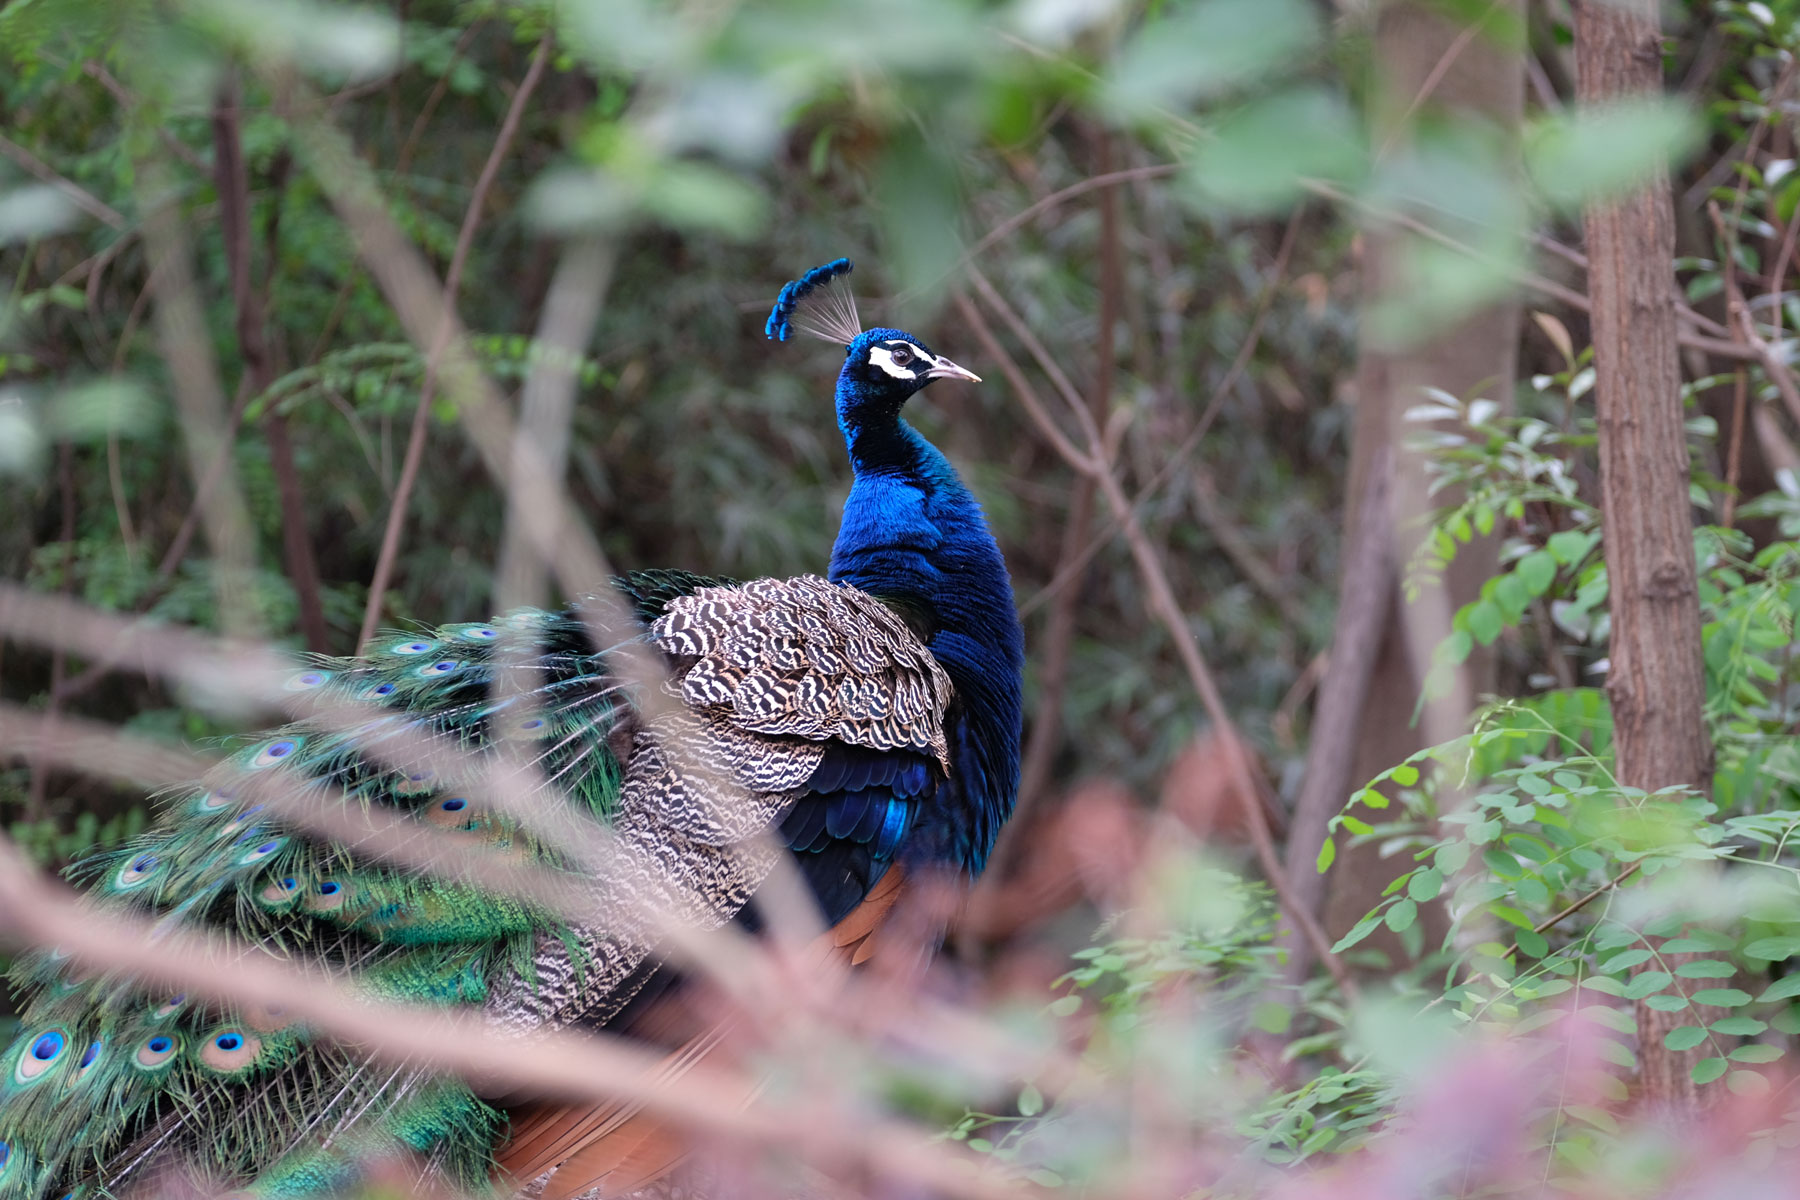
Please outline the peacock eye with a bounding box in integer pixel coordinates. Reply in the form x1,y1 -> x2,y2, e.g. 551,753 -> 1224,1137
890,345 -> 913,366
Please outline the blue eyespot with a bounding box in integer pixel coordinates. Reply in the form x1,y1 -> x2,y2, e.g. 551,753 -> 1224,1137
14,1030 -> 67,1083
440,798 -> 467,813
460,626 -> 497,640
215,1033 -> 242,1052
317,881 -> 341,896
390,640 -> 435,656
251,738 -> 301,768
77,1041 -> 101,1070
135,1032 -> 180,1069
285,670 -> 330,691
0,1141 -> 10,1169
115,854 -> 160,889
418,660 -> 459,677
237,838 -> 286,866
364,682 -> 398,699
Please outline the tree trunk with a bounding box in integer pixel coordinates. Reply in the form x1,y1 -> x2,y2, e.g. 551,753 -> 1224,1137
1574,0 -> 1712,1114
1285,0 -> 1525,980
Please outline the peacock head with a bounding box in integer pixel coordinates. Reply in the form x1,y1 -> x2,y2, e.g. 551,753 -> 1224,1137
837,327 -> 980,422
766,259 -> 980,428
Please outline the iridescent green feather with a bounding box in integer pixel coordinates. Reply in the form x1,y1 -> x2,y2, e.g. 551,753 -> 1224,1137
0,574 -> 725,1200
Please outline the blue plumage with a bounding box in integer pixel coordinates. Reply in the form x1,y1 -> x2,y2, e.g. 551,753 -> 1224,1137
815,309 -> 1024,879
0,261 -> 1023,1200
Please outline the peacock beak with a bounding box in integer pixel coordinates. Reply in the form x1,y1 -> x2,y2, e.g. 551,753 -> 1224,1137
925,355 -> 981,384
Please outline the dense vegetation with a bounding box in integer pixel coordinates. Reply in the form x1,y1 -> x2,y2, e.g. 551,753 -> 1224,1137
7,0 -> 1800,1195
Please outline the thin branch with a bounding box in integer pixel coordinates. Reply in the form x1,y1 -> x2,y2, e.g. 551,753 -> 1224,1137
976,127 -> 1128,917
394,20 -> 487,177
1278,449 -> 1395,985
358,31 -> 554,650
0,131 -> 126,229
214,76 -> 331,652
140,163 -> 261,639
1019,205 -> 1303,619
1708,201 -> 1800,431
1190,474 -> 1312,632
962,272 -> 1359,1001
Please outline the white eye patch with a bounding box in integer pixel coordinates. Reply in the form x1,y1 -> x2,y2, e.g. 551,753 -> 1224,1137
867,344 -> 925,380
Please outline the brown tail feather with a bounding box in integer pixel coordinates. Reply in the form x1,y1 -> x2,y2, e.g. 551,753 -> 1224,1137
496,866 -> 909,1197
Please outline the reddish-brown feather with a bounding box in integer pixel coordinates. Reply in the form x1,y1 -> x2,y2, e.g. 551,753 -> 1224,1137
494,867 -> 908,1197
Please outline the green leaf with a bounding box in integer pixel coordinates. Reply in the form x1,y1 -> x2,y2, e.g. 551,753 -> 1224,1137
1385,899 -> 1418,933
1691,988 -> 1753,1008
1757,976 -> 1800,1003
1600,949 -> 1652,972
1493,573 -> 1529,621
1342,815 -> 1373,836
1466,600 -> 1504,645
1436,842 -> 1470,874
1408,867 -> 1443,901
1547,529 -> 1595,565
1517,550 -> 1558,596
1332,912 -> 1383,954
1675,960 -> 1736,978
1252,1001 -> 1292,1035
1527,98 -> 1705,213
1391,764 -> 1420,787
1316,838 -> 1337,873
1017,1084 -> 1044,1117
1709,1016 -> 1767,1036
1743,936 -> 1800,961
1625,970 -> 1673,999
1047,995 -> 1081,1017
1691,1057 -> 1728,1085
1184,87 -> 1364,214
1103,0 -> 1319,116
1731,1044 -> 1782,1063
1664,1026 -> 1707,1051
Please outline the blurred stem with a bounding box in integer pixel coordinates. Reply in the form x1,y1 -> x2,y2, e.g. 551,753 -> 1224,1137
26,442 -> 78,826
140,158 -> 261,641
358,31 -> 554,651
493,240 -> 614,614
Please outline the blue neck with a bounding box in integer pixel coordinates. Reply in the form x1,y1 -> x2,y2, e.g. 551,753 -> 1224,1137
827,386 -> 1024,874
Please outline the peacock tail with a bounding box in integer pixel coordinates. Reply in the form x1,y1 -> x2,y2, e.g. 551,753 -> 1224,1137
0,261 -> 1026,1200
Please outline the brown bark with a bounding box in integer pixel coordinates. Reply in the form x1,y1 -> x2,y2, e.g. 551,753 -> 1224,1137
1574,0 -> 1712,1114
1292,0 -> 1525,973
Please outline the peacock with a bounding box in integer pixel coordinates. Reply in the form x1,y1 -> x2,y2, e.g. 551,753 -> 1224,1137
0,259 -> 1025,1200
